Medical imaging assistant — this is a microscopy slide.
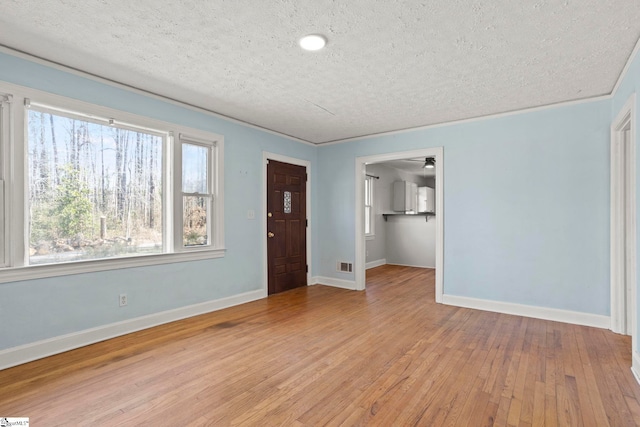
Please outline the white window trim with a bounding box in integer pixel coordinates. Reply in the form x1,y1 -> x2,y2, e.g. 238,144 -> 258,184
0,93 -> 12,268
365,175 -> 375,239
0,82 -> 225,284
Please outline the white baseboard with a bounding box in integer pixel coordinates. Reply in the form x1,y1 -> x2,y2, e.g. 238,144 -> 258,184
366,259 -> 386,269
0,289 -> 266,371
633,351 -> 640,386
311,276 -> 357,290
442,294 -> 611,329
386,262 -> 435,269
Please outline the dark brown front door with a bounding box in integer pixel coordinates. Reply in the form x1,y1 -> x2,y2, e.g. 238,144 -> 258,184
267,160 -> 307,295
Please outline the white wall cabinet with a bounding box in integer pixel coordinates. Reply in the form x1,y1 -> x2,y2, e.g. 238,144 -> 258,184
393,181 -> 417,212
418,186 -> 435,213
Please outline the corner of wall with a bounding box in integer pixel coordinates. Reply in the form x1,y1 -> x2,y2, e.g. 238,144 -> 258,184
632,350 -> 640,386
311,276 -> 357,290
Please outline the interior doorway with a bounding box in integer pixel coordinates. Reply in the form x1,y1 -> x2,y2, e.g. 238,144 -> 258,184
355,148 -> 444,301
611,94 -> 637,338
364,159 -> 436,271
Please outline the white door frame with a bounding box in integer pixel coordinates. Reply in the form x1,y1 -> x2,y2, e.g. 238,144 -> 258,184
611,93 -> 637,338
262,152 -> 312,295
355,147 -> 444,301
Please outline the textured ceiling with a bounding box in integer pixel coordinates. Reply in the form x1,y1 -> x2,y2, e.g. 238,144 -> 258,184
1,1 -> 639,144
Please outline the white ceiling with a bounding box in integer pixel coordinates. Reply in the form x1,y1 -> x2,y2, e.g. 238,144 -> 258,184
1,1 -> 639,144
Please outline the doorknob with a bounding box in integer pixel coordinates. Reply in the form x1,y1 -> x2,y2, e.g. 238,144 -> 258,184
268,232 -> 275,238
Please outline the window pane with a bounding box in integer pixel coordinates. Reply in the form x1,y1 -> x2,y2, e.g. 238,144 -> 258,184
284,191 -> 291,214
28,110 -> 163,265
182,143 -> 208,193
183,195 -> 209,246
365,206 -> 371,234
365,178 -> 371,205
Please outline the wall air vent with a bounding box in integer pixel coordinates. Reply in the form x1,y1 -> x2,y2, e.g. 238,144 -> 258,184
338,262 -> 353,273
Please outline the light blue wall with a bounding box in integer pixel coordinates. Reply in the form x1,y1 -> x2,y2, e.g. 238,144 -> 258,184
0,46 -> 629,353
0,52 -> 318,350
318,100 -> 612,315
611,47 -> 640,352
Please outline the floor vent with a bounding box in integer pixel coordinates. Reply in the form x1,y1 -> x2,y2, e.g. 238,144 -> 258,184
338,262 -> 353,273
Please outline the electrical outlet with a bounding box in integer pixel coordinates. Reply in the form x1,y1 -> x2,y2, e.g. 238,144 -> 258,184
119,293 -> 127,307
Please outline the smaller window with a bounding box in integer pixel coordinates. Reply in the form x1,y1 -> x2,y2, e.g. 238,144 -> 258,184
180,136 -> 215,248
365,175 -> 374,237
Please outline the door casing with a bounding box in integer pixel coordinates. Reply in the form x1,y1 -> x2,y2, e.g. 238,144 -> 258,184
355,147 -> 444,299
611,93 -> 637,340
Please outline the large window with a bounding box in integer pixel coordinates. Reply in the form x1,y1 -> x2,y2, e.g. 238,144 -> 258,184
0,88 -> 224,281
27,107 -> 165,264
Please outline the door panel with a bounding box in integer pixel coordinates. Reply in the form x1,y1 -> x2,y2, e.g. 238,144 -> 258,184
289,220 -> 301,256
267,160 -> 307,295
291,193 -> 301,214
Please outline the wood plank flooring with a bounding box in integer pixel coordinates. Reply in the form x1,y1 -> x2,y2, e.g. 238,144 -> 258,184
1,265 -> 640,426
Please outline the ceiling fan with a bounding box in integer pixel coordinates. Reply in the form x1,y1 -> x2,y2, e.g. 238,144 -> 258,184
405,157 -> 435,169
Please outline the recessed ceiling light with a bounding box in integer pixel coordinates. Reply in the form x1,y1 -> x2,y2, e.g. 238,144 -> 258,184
299,34 -> 327,51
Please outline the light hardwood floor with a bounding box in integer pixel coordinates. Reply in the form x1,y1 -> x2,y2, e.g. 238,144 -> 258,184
1,265 -> 640,426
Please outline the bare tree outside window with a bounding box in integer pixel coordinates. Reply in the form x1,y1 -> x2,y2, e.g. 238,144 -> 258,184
182,142 -> 212,247
27,109 -> 164,264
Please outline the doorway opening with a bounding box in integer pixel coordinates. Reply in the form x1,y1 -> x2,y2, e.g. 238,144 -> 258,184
611,94 -> 637,340
355,148 -> 444,301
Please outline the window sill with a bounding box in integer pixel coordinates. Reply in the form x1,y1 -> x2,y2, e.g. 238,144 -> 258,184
0,248 -> 226,284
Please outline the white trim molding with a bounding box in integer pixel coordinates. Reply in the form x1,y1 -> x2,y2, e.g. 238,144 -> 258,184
355,147 -> 444,301
320,95 -> 612,146
262,152 -> 312,294
311,276 -> 357,290
610,93 -> 637,338
611,36 -> 640,97
442,294 -> 611,329
3,45 -> 630,149
0,46 -> 315,147
3,40 -> 638,148
0,249 -> 225,284
366,259 -> 386,270
632,351 -> 640,387
386,262 -> 435,269
0,289 -> 265,370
